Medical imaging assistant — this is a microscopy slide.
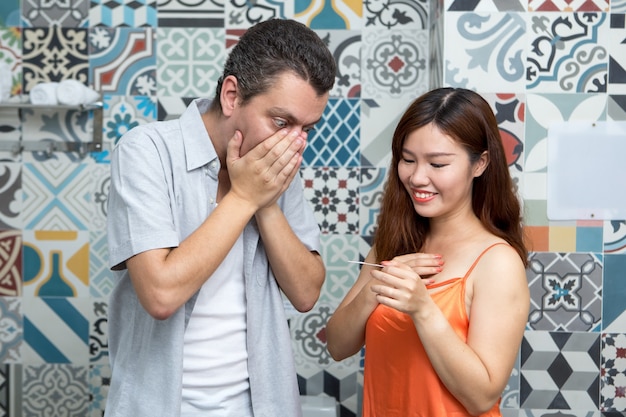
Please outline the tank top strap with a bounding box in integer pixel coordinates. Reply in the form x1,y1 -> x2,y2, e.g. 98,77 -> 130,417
462,242 -> 510,281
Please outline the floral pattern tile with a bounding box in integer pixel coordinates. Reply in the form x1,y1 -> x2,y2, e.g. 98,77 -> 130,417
361,29 -> 428,99
363,0 -> 428,29
225,1 -> 291,29
601,333 -> 626,412
319,234 -> 361,307
102,95 -> 156,149
22,28 -> 89,92
320,30 -> 361,98
157,28 -> 224,98
22,364 -> 89,415
444,12 -> 527,93
89,364 -> 110,417
526,13 -> 608,93
359,167 -> 385,237
0,27 -> 22,96
89,299 -> 108,364
22,0 -> 89,27
89,27 -> 156,96
526,252 -> 602,332
301,167 -> 360,234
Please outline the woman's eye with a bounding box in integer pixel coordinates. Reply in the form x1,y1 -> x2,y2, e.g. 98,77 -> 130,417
401,158 -> 415,164
431,163 -> 446,168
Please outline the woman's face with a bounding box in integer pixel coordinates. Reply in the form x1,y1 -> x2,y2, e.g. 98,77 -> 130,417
397,123 -> 488,220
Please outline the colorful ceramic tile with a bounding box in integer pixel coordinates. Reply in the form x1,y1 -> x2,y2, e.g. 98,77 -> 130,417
22,0 -> 89,27
0,0 -> 20,27
608,95 -> 626,120
89,0 -> 157,28
613,0 -> 626,12
576,223 -> 604,253
608,14 -> 626,94
303,98 -> 360,167
89,299 -> 108,364
444,12 -> 527,93
0,163 -> 21,229
524,93 -> 606,201
526,13 -> 609,93
103,95 -> 156,149
22,231 -> 90,298
0,297 -> 21,363
295,0 -> 362,29
156,28 -> 225,98
529,0 -> 609,12
604,220 -> 626,254
89,27 -> 156,96
20,107 -> 94,164
89,364 -> 110,417
22,163 -> 94,230
317,30 -> 361,98
360,97 -> 411,167
22,297 -> 90,364
0,229 -> 21,296
447,0 -> 525,11
601,333 -> 626,411
0,28 -> 22,97
363,0 -> 427,29
362,29 -> 428,99
601,254 -> 626,332
22,364 -> 89,414
0,364 -> 22,416
159,0 -> 223,28
22,28 -> 89,92
90,231 -> 114,298
301,167 -> 360,234
549,226 -> 577,252
359,167 -> 385,236
527,252 -> 602,332
502,353 -> 522,409
225,1 -> 292,29
319,234 -> 361,306
157,96 -> 197,121
521,331 -> 600,410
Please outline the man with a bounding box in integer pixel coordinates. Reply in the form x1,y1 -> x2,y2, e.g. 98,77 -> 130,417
105,19 -> 336,417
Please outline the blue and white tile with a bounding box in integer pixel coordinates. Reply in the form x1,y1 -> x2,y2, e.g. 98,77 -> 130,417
0,297 -> 21,363
90,231 -> 114,298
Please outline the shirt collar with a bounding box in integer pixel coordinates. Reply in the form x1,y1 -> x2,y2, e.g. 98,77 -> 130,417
180,98 -> 219,172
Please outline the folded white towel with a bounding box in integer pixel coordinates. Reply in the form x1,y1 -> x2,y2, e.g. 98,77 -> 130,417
0,63 -> 11,102
29,82 -> 59,105
56,79 -> 100,106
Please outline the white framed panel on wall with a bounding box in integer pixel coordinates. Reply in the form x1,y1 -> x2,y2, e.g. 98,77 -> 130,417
547,121 -> 626,220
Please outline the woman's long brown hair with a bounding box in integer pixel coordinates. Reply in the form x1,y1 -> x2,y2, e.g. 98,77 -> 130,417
372,88 -> 528,267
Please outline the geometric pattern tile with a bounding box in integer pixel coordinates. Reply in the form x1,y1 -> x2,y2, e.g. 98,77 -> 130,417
527,252 -> 602,332
22,230 -> 90,298
303,98 -> 360,167
361,29 -> 429,100
359,97 -> 409,168
608,14 -> 626,94
89,364 -> 110,417
160,0 -> 223,28
89,0 -> 157,28
0,163 -> 21,229
21,162 -> 93,231
0,229 -> 21,296
89,28 -> 157,96
520,331 -> 600,410
22,364 -> 89,416
0,363 -> 22,417
601,333 -> 626,412
608,94 -> 626,120
301,167 -> 360,235
526,12 -> 608,93
22,297 -> 90,364
601,255 -> 626,333
319,234 -> 360,307
22,0 -> 89,27
89,231 -> 114,298
156,28 -> 225,98
0,297 -> 21,363
21,28 -> 89,93
528,0 -> 609,11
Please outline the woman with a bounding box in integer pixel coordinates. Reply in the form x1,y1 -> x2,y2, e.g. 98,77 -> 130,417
326,87 -> 529,417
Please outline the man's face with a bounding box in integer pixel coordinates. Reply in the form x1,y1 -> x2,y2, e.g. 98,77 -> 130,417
233,72 -> 329,156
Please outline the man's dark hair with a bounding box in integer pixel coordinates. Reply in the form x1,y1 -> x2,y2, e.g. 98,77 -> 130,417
211,19 -> 336,111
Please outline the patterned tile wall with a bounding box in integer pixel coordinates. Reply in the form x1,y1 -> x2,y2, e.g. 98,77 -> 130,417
0,0 -> 625,416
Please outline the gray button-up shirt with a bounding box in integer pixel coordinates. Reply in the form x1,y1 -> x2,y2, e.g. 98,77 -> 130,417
106,99 -> 320,417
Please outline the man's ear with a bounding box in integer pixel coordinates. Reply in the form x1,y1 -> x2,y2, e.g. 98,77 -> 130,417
220,75 -> 238,117
473,151 -> 490,177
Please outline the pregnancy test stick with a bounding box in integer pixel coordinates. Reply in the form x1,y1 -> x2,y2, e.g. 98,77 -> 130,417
348,260 -> 384,268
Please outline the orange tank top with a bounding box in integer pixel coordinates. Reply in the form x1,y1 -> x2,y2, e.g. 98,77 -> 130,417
362,243 -> 507,417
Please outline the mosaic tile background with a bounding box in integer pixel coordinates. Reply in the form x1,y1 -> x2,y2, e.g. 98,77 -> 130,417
0,0 -> 625,415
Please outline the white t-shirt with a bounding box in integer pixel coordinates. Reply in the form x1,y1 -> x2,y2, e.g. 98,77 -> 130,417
181,234 -> 252,416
